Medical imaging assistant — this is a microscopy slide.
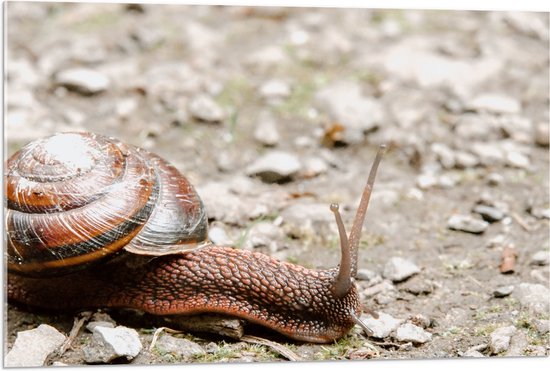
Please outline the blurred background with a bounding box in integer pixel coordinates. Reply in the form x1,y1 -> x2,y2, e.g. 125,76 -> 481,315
5,1 -> 550,364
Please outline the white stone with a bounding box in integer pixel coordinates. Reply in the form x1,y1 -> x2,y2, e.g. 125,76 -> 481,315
253,113 -> 281,146
489,326 -> 516,354
360,312 -> 404,339
513,283 -> 550,315
395,323 -> 432,344
314,81 -> 384,144
188,94 -> 225,123
245,151 -> 301,183
84,326 -> 142,363
530,251 -> 550,266
55,67 -> 110,94
383,257 -> 420,282
469,93 -> 521,114
5,324 -> 66,367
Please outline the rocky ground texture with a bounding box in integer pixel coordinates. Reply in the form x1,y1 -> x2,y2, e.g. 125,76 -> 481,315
4,2 -> 549,366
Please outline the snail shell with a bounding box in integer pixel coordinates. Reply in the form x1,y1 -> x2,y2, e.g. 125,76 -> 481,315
6,132 -> 208,276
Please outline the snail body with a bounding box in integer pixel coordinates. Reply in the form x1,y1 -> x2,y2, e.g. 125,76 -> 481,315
6,132 -> 385,343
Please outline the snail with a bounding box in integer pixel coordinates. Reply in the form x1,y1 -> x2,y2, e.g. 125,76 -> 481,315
6,131 -> 386,343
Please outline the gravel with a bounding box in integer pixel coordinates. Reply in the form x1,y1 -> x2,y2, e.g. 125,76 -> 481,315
54,67 -> 110,95
360,312 -> 404,339
512,283 -> 550,315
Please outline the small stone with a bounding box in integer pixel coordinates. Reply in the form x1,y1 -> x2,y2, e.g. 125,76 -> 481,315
86,321 -> 115,332
153,334 -> 205,359
431,143 -> 455,169
314,81 -> 383,144
245,151 -> 301,183
243,221 -> 284,252
116,98 -> 138,119
253,112 -> 280,146
454,151 -> 479,169
55,67 -> 110,95
5,324 -> 67,367
259,79 -> 291,100
409,314 -> 432,329
493,285 -> 514,298
534,123 -> 549,147
394,323 -> 432,344
530,251 -> 549,266
489,326 -> 516,354
416,173 -> 438,190
360,312 -> 404,339
486,172 -> 504,186
529,207 -> 550,220
400,276 -> 434,295
362,280 -> 396,297
470,142 -> 505,166
383,257 -> 420,283
463,350 -> 485,358
188,94 -> 225,123
472,204 -> 505,223
52,361 -> 69,366
447,214 -> 489,234
468,93 -> 521,114
83,326 -> 142,363
533,319 -> 550,334
208,225 -> 233,245
512,283 -> 550,315
355,268 -> 380,282
302,156 -> 329,177
505,151 -> 530,169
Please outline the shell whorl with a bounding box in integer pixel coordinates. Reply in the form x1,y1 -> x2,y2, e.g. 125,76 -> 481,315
6,132 -> 208,276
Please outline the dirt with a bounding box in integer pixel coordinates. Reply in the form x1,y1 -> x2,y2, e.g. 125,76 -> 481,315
4,2 -> 549,366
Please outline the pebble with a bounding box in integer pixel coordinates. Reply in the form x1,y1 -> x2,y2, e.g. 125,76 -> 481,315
245,151 -> 301,183
188,94 -> 225,123
259,79 -> 291,100
355,268 -> 381,283
431,143 -> 455,169
493,285 -> 514,298
302,156 -> 329,177
54,67 -> 110,95
86,321 -> 115,332
454,151 -> 479,169
153,334 -> 205,359
383,257 -> 420,283
394,323 -> 432,344
534,123 -> 549,147
116,98 -> 138,119
400,276 -> 434,295
5,324 -> 67,367
469,142 -> 505,166
360,312 -> 404,339
512,283 -> 550,315
486,172 -> 504,186
314,81 -> 383,144
208,224 -> 233,245
472,204 -> 505,223
505,151 -> 530,169
530,251 -> 549,266
409,314 -> 432,329
362,280 -> 396,298
489,326 -> 516,354
447,214 -> 489,234
462,349 -> 485,357
468,93 -> 521,114
253,112 -> 280,146
533,319 -> 550,334
243,221 -> 284,252
83,326 -> 142,363
529,207 -> 550,220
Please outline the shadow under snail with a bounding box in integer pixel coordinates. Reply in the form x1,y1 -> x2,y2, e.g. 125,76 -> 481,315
6,132 -> 386,343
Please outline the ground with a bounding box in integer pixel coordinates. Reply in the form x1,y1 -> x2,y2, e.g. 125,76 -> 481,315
4,2 -> 550,365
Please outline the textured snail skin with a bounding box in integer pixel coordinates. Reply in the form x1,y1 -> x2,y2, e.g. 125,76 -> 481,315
8,246 -> 361,343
